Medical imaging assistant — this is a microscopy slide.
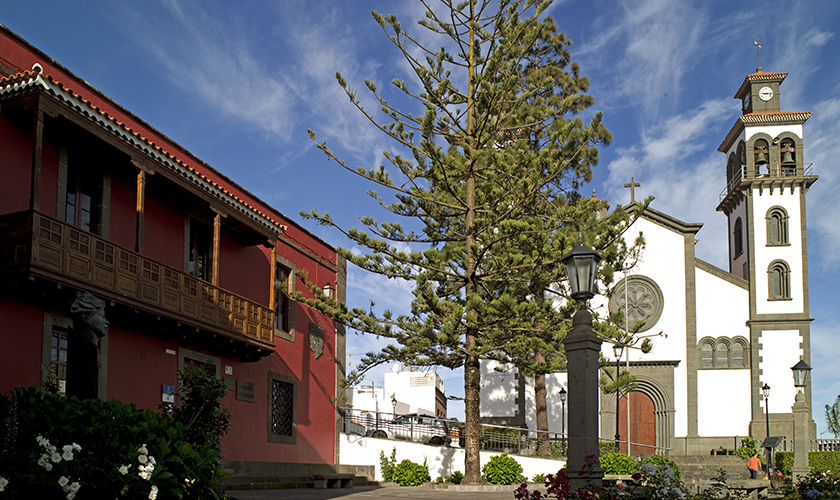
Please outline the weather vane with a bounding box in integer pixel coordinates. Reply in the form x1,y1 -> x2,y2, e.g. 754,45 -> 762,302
754,40 -> 764,72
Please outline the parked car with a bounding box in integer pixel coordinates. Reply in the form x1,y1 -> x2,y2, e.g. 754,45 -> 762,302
366,413 -> 450,446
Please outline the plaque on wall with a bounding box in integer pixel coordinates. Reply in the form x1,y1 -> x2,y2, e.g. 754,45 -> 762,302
236,380 -> 255,402
608,275 -> 664,332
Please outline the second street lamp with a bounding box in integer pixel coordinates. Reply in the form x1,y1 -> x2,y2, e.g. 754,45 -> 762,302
559,387 -> 567,455
613,343 -> 625,453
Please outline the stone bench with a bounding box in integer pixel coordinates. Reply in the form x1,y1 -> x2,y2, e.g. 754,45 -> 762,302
724,479 -> 769,500
312,473 -> 355,489
603,475 -> 635,486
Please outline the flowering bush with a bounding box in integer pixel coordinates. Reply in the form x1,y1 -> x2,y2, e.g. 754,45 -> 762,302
781,469 -> 840,500
0,386 -> 229,499
515,455 -> 687,500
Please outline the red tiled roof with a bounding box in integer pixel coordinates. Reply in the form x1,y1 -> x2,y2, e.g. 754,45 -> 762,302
0,69 -> 287,235
734,72 -> 788,99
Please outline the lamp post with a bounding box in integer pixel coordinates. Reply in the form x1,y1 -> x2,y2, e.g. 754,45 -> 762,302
762,383 -> 771,439
613,343 -> 625,453
791,361 -> 812,481
391,394 -> 397,419
762,383 -> 773,484
559,387 -> 567,455
561,240 -> 604,491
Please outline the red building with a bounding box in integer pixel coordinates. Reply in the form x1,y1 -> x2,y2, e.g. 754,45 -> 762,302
0,24 -> 346,475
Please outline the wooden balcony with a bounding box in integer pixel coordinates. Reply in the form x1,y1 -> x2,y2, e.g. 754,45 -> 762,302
0,210 -> 274,359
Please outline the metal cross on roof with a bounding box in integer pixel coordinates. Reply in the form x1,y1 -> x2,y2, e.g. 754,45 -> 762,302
624,177 -> 641,203
754,40 -> 764,72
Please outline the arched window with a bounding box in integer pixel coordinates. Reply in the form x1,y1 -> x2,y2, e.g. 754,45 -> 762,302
738,141 -> 747,169
780,138 -> 796,176
733,218 -> 744,256
768,260 -> 791,300
754,139 -> 769,176
727,154 -> 736,185
731,341 -> 744,368
700,341 -> 714,368
715,341 -> 729,367
766,207 -> 789,246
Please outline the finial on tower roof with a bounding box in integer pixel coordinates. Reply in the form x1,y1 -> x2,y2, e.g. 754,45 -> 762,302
754,40 -> 764,73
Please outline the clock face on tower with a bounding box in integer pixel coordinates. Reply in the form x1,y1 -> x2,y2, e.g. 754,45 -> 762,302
742,92 -> 751,111
759,86 -> 774,101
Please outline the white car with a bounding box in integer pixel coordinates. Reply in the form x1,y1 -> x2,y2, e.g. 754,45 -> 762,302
367,414 -> 449,446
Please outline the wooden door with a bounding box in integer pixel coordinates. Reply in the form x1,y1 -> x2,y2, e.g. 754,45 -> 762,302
618,391 -> 656,454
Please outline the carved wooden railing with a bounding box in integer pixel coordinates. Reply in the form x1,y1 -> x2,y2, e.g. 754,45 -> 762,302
0,210 -> 274,346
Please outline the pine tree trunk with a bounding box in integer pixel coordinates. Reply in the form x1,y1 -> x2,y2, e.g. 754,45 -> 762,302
461,0 -> 482,485
535,351 -> 549,455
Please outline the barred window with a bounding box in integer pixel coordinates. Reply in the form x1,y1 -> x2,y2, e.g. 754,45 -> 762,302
268,372 -> 296,444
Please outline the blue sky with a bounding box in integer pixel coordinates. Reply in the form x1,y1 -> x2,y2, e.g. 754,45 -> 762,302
3,0 -> 839,432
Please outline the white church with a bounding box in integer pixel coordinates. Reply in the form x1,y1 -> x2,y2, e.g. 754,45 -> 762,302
480,69 -> 816,456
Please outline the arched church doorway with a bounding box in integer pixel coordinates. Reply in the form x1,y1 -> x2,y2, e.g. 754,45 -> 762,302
618,391 -> 656,454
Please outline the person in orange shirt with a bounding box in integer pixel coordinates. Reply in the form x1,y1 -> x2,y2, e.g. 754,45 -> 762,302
747,452 -> 761,479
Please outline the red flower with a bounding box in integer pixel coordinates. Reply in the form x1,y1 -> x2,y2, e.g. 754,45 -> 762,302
632,472 -> 642,480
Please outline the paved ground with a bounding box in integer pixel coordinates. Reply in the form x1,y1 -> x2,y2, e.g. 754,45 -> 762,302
229,484 -> 532,500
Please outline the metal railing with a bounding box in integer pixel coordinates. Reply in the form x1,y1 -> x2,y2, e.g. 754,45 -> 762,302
718,163 -> 815,202
341,407 -> 670,458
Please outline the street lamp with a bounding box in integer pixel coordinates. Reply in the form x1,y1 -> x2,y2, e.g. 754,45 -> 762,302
391,393 -> 397,418
562,240 -> 603,303
762,383 -> 771,438
762,382 -> 773,484
613,343 -> 625,453
559,387 -> 567,454
561,241 -> 605,490
323,282 -> 334,298
791,360 -> 812,481
792,360 -> 812,393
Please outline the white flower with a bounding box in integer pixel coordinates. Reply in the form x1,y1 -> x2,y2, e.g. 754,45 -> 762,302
69,482 -> 80,493
58,476 -> 69,487
148,456 -> 156,465
138,444 -> 148,455
119,465 -> 129,475
72,443 -> 81,452
62,450 -> 74,461
44,462 -> 53,471
51,451 -> 62,463
66,493 -> 75,500
149,485 -> 159,500
0,476 -> 8,491
121,485 -> 129,496
138,454 -> 148,464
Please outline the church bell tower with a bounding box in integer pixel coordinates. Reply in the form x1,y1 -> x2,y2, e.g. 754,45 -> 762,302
716,70 -> 817,441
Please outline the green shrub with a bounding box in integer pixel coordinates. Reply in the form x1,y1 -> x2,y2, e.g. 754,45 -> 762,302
776,451 -> 840,475
166,363 -> 232,450
532,473 -> 547,483
481,453 -> 526,485
392,459 -> 430,486
0,386 -> 228,499
776,451 -> 792,475
734,436 -> 760,460
379,447 -> 398,482
600,452 -> 637,474
446,471 -> 464,484
809,451 -> 840,473
641,454 -> 682,483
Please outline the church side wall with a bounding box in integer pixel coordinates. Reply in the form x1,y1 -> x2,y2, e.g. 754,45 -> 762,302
694,267 -> 751,436
697,370 -> 751,436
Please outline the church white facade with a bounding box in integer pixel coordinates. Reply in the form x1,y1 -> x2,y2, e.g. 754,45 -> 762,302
479,70 -> 816,456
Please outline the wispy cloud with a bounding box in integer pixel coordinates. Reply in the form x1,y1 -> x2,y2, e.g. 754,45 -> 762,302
603,98 -> 733,266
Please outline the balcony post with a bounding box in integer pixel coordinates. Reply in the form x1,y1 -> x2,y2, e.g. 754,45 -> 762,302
29,109 -> 44,212
135,170 -> 145,253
